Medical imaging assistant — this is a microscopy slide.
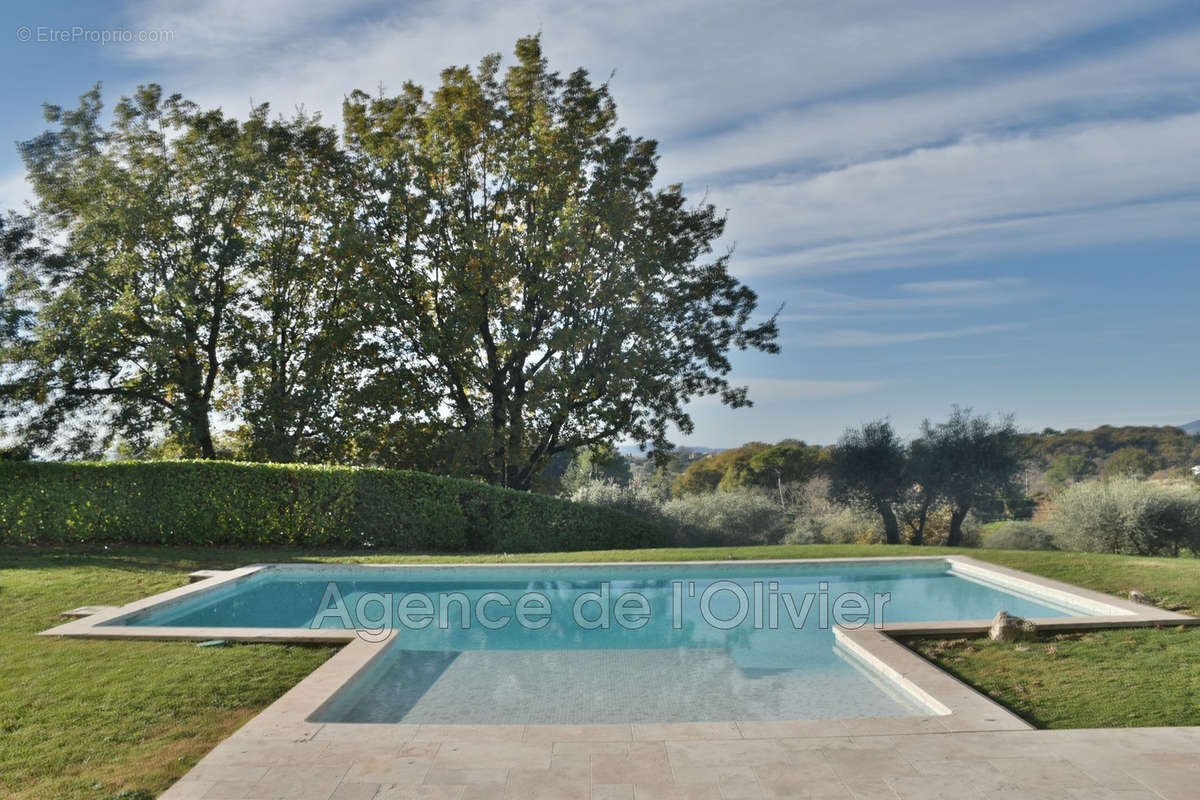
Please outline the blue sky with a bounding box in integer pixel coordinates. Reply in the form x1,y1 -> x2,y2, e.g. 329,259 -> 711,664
3,0 -> 1199,447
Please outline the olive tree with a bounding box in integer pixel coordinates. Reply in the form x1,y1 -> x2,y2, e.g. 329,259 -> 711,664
829,420 -> 907,544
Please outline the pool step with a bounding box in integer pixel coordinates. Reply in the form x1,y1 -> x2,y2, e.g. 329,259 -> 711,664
188,569 -> 232,583
60,605 -> 119,619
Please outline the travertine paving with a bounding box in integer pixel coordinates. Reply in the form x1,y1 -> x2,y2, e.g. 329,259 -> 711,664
161,721 -> 1200,799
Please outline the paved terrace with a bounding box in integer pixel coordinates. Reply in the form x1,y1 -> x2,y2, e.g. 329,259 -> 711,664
161,720 -> 1200,799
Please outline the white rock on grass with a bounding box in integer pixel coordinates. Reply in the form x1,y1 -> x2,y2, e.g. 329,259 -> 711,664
988,610 -> 1038,643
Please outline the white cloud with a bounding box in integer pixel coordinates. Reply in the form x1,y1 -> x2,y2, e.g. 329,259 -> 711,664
803,323 -> 1023,347
11,0 -> 1199,286
0,171 -> 34,216
659,25 -> 1200,182
116,0 -> 1164,141
721,112 -> 1200,275
898,279 -> 1022,294
779,278 -> 1035,320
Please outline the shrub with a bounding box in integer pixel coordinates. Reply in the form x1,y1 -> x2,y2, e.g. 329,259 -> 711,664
0,461 -> 670,553
569,480 -> 667,518
1100,447 -> 1158,480
660,490 -> 789,546
1043,477 -> 1200,556
981,522 -> 1058,551
911,505 -> 982,547
787,507 -> 882,545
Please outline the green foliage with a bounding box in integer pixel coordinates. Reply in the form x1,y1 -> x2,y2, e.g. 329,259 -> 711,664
5,36 -> 779,485
568,479 -> 667,518
0,444 -> 33,461
343,36 -> 778,488
561,445 -> 632,494
1023,425 -> 1199,470
1100,446 -> 1159,480
1043,477 -> 1200,556
901,504 -> 982,547
568,478 -> 790,547
0,461 -> 668,552
913,407 -> 1024,546
1044,454 -> 1097,489
788,507 -> 883,545
7,87 -> 373,461
672,442 -> 770,496
828,420 -> 907,544
660,490 -> 790,547
980,521 -> 1058,551
234,113 -> 372,463
719,442 -> 828,500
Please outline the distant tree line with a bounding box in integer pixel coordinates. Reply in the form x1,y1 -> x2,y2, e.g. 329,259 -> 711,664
636,407 -> 1024,546
0,37 -> 778,489
1025,425 -> 1200,475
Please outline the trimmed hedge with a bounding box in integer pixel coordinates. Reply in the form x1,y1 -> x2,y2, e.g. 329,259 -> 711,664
0,461 -> 670,552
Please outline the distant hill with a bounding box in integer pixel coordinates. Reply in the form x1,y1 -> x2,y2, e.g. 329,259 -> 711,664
1022,424 -> 1200,468
1182,420 -> 1200,435
618,444 -> 723,459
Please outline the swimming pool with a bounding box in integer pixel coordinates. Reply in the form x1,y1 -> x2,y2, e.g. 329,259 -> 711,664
96,558 -> 1114,724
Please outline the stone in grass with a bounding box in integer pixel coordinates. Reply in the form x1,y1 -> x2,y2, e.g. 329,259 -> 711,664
1128,590 -> 1154,605
988,611 -> 1038,643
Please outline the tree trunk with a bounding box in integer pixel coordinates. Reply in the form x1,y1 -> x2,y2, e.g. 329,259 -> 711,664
912,493 -> 932,546
506,464 -> 533,491
877,502 -> 901,545
947,506 -> 969,546
185,395 -> 216,459
199,429 -> 216,460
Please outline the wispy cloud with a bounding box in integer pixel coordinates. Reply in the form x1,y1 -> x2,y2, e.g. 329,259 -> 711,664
899,279 -> 1024,295
661,24 -> 1200,183
11,0 -> 1195,282
117,0 -> 1164,140
779,278 -> 1036,321
723,111 -> 1200,275
804,323 -> 1024,347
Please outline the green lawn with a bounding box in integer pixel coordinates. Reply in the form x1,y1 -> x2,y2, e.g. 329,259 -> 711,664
2,543 -> 1198,799
909,628 -> 1200,728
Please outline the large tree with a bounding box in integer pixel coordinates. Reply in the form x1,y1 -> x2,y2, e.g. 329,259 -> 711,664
7,86 -> 260,457
4,86 -> 368,460
919,407 -> 1024,546
829,420 -> 907,544
344,36 -> 778,489
235,112 -> 372,462
0,212 -> 60,453
722,442 -> 827,507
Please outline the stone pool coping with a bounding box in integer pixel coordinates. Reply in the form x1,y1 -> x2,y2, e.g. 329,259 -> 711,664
41,555 -> 1197,740
42,554 -> 1192,644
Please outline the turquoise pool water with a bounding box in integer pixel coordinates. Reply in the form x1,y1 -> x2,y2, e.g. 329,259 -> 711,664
109,560 -> 1091,724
